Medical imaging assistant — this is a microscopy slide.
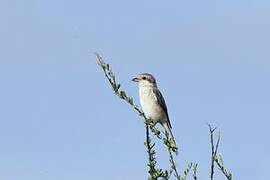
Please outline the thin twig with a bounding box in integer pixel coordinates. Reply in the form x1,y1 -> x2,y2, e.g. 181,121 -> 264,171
208,124 -> 232,180
180,163 -> 193,180
208,124 -> 216,180
164,135 -> 180,179
192,163 -> 198,180
215,154 -> 232,180
145,124 -> 155,177
214,131 -> 220,159
169,147 -> 180,179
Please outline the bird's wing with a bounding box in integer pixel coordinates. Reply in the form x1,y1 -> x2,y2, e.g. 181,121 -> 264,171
153,88 -> 172,128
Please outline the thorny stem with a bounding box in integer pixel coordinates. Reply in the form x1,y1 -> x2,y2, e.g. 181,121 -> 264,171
169,149 -> 180,179
192,163 -> 198,180
145,124 -> 155,177
208,124 -> 231,180
215,156 -> 232,180
165,135 -> 180,179
209,124 -> 216,180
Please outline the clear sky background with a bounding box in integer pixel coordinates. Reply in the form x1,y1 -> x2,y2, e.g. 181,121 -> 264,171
1,0 -> 270,179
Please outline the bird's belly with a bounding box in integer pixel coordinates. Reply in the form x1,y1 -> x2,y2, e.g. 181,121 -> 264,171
142,104 -> 163,122
139,88 -> 164,122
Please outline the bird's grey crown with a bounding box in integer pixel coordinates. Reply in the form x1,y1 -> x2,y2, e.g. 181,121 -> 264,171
139,73 -> 157,84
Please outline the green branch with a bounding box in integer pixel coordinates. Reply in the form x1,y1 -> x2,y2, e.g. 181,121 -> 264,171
208,124 -> 232,180
215,154 -> 232,180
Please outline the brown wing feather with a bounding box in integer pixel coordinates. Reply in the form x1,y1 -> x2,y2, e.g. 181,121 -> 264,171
153,88 -> 172,128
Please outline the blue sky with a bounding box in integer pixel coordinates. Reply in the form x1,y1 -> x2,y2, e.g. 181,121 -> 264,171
1,0 -> 270,179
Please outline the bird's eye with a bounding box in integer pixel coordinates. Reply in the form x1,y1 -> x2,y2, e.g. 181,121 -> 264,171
142,77 -> 146,80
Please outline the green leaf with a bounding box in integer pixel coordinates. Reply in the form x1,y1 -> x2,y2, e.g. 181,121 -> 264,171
116,84 -> 121,91
106,63 -> 110,70
119,91 -> 127,99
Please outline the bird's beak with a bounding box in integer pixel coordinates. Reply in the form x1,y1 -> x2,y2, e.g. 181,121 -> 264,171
132,77 -> 139,82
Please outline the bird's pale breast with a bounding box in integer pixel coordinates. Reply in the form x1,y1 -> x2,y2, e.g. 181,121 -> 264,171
139,87 -> 165,123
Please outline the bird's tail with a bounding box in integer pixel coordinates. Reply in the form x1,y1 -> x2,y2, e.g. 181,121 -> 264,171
163,122 -> 177,151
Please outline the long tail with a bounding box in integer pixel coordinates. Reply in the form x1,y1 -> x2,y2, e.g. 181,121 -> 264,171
163,122 -> 177,149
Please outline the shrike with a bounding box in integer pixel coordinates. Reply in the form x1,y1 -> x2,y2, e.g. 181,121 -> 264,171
132,73 -> 176,147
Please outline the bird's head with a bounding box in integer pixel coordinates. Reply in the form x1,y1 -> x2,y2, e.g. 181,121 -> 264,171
132,73 -> 157,87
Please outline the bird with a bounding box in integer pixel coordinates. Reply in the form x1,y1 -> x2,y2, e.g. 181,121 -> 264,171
132,73 -> 177,148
